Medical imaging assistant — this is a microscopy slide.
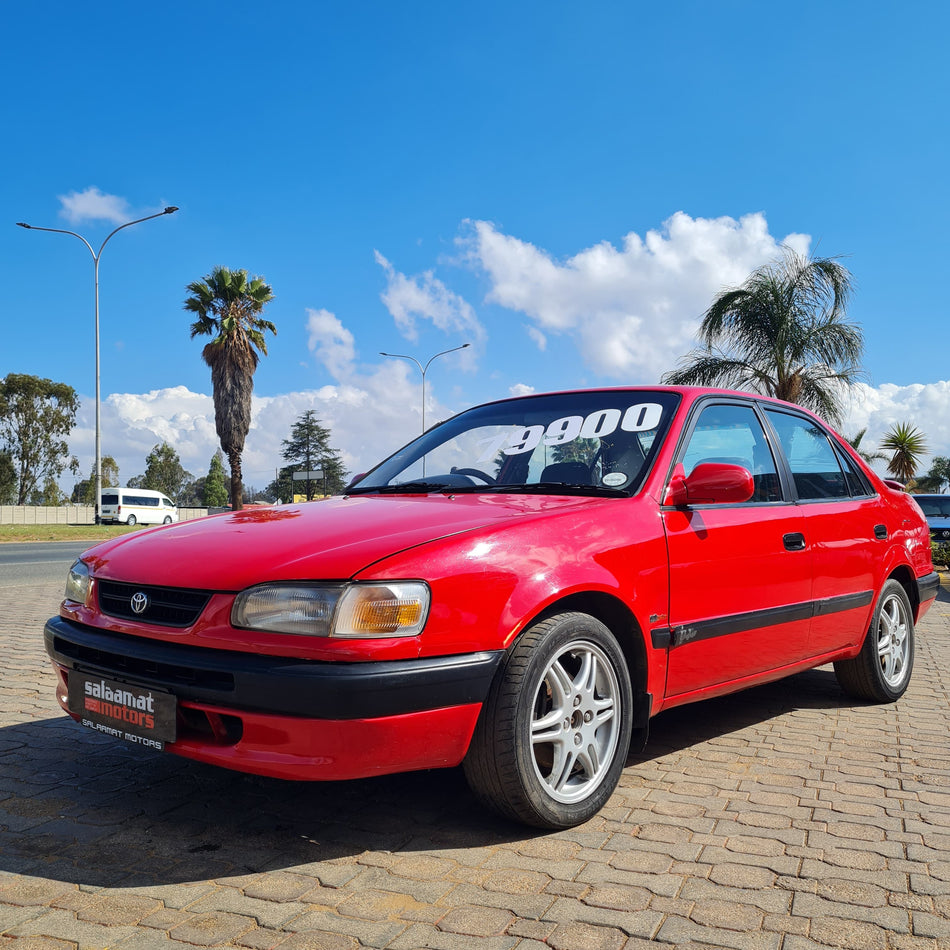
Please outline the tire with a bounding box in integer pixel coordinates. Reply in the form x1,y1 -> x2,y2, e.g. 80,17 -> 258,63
163,516 -> 172,525
126,514 -> 137,526
834,579 -> 915,702
463,612 -> 633,829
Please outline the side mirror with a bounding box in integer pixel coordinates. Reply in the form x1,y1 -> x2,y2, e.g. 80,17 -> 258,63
663,462 -> 754,507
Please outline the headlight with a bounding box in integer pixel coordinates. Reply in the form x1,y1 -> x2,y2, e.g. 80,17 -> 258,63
231,582 -> 430,639
65,560 -> 91,605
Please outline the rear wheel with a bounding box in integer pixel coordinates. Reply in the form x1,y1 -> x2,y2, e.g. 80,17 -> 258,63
126,514 -> 137,526
834,579 -> 914,702
463,612 -> 633,828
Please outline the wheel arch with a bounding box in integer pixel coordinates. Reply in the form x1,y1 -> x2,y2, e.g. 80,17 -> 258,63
520,590 -> 651,727
887,562 -> 920,619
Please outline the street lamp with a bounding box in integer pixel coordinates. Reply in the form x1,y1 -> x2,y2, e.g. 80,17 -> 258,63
379,342 -> 471,434
16,206 -> 178,523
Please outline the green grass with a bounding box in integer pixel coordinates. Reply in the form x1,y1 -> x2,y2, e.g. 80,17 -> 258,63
0,524 -> 144,543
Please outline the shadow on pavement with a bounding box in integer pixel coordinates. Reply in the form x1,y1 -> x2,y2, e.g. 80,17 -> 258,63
0,663 -> 860,890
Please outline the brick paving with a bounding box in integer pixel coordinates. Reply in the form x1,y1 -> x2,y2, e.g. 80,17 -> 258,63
0,576 -> 948,949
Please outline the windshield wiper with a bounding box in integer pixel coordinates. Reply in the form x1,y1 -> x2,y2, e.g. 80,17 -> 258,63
347,480 -> 458,495
454,482 -> 627,497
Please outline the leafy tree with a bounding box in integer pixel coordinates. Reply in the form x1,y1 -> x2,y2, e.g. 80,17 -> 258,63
280,410 -> 347,499
265,466 -> 294,504
203,451 -> 230,507
126,474 -> 146,489
912,455 -> 950,494
141,442 -> 191,499
29,475 -> 66,507
0,374 -> 80,504
845,429 -> 886,466
662,250 -> 863,425
880,422 -> 927,484
71,455 -> 120,504
0,450 -> 15,505
185,266 -> 276,510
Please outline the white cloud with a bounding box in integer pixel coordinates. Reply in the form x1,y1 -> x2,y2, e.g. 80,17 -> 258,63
509,383 -> 535,397
374,250 -> 485,355
306,308 -> 357,379
841,381 -> 950,475
58,187 -> 133,225
461,212 -> 811,381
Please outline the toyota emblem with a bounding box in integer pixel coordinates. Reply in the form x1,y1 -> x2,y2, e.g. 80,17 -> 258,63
130,592 -> 149,615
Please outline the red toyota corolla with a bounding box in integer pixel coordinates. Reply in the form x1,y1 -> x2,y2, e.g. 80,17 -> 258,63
45,387 -> 938,828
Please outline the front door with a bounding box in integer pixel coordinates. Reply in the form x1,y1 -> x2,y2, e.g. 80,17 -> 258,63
663,402 -> 814,699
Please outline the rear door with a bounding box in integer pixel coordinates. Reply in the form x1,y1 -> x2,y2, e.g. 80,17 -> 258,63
663,400 -> 813,698
762,408 -> 878,655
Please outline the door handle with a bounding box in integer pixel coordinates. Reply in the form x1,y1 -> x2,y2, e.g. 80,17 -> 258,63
874,524 -> 888,540
783,532 -> 806,551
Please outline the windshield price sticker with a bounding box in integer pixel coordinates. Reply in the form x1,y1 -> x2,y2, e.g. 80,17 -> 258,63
68,671 -> 176,750
477,403 -> 663,462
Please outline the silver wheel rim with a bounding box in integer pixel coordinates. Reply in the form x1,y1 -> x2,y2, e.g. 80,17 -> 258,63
529,639 -> 621,805
877,592 -> 910,688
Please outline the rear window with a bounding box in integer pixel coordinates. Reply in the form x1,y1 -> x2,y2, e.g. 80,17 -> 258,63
101,493 -> 119,505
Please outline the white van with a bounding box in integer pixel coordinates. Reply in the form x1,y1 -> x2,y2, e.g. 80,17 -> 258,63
99,488 -> 179,526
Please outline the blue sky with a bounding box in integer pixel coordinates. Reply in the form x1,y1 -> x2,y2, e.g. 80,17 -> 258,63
3,1 -> 948,490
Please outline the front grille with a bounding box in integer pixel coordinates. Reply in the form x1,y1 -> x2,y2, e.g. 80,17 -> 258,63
52,634 -> 234,691
97,580 -> 212,628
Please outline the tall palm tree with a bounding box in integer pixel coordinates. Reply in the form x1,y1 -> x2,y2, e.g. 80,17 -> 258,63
880,422 -> 927,485
662,249 -> 864,425
185,266 -> 275,510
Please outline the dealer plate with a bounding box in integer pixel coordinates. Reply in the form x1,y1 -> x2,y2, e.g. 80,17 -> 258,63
68,671 -> 176,750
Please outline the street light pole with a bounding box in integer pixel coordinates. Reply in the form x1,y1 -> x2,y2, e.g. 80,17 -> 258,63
17,206 -> 178,523
379,342 -> 471,434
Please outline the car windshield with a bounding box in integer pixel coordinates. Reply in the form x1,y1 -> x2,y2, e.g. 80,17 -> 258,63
348,390 -> 680,496
915,496 -> 950,518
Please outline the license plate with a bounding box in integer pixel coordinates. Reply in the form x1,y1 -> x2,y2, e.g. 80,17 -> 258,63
68,671 -> 176,750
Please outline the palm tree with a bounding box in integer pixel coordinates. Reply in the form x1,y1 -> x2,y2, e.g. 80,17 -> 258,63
185,266 -> 275,510
880,422 -> 927,485
846,428 -> 887,466
662,249 -> 864,425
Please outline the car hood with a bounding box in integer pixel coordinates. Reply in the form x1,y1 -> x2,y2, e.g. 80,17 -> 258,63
80,494 -> 604,590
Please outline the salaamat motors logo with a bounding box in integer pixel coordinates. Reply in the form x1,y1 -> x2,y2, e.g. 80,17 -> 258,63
84,678 -> 156,730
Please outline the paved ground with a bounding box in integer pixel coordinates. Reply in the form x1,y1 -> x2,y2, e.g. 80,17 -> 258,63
0,577 -> 948,950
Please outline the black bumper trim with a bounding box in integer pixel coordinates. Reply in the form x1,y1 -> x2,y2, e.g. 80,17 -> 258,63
45,616 -> 504,721
917,571 -> 940,604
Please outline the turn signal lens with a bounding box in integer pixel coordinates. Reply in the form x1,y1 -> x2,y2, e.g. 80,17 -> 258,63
335,583 -> 430,638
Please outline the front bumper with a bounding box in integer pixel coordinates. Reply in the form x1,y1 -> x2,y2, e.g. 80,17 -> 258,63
44,615 -> 504,780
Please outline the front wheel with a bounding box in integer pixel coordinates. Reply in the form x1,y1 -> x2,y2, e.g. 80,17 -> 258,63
163,516 -> 172,525
463,612 -> 633,828
834,579 -> 915,702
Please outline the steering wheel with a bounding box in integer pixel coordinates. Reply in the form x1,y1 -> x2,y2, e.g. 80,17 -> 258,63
451,467 -> 497,485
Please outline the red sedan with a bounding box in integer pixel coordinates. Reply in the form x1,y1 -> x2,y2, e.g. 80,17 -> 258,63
45,387 -> 938,828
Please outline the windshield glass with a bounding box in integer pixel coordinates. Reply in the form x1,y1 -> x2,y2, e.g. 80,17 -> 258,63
349,390 -> 680,496
916,496 -> 950,518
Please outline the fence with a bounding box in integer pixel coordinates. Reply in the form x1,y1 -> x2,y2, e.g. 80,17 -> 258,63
0,506 -> 210,525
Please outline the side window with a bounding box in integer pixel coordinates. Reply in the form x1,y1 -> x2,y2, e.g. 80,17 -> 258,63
834,445 -> 874,498
681,404 -> 781,502
764,410 -> 849,500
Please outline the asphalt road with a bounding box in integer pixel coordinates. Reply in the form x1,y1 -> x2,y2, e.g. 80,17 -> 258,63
0,541 -> 91,588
